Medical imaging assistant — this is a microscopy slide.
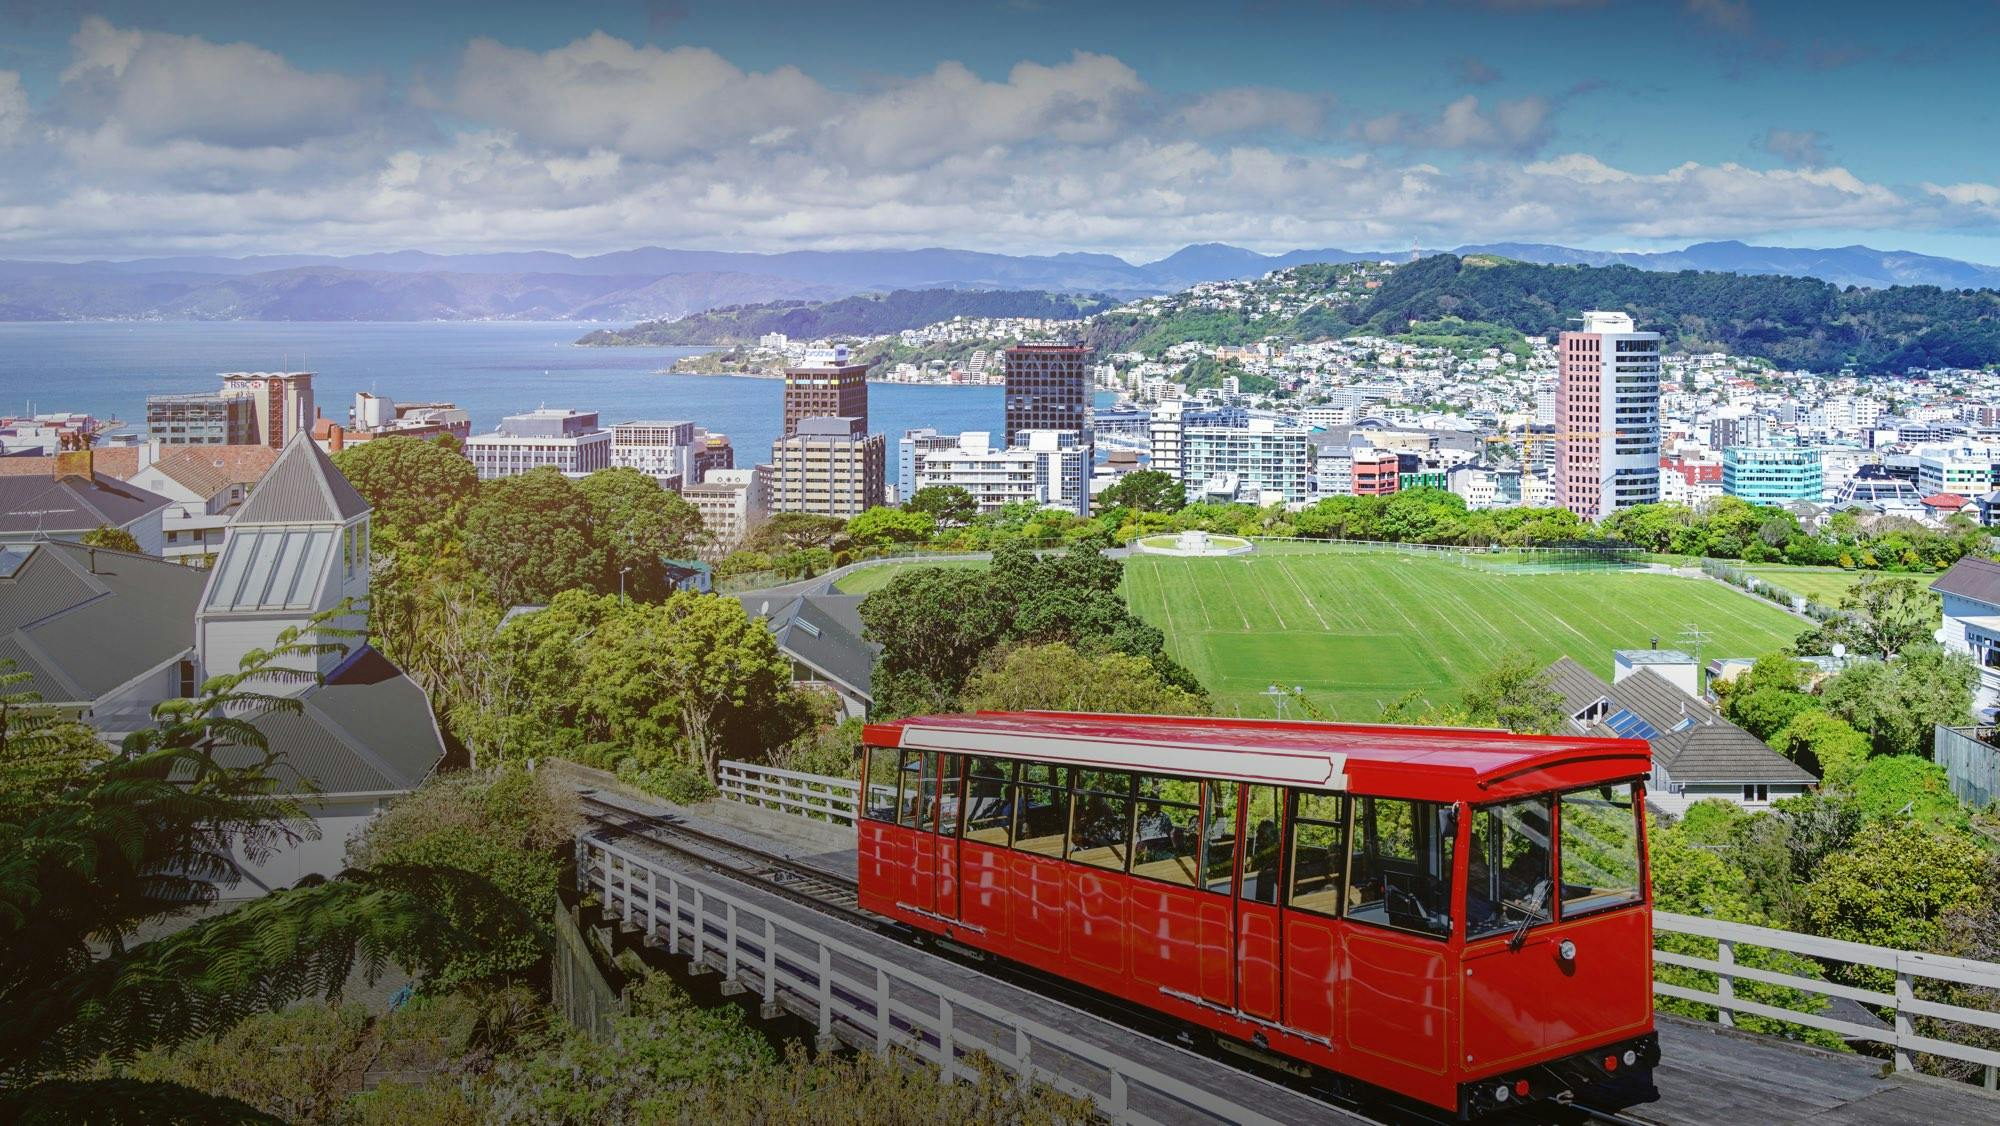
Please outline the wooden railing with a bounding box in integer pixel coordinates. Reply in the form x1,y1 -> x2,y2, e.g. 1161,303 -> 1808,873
578,833 -> 1300,1125
717,760 -> 860,826
1652,910 -> 1999,1090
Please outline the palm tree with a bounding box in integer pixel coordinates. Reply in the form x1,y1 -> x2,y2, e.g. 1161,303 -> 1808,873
0,610 -> 537,1114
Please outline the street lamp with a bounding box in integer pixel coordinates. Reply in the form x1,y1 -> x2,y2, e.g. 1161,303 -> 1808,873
618,565 -> 632,605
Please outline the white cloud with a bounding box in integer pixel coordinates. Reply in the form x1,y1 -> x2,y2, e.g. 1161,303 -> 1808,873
59,17 -> 376,148
451,33 -> 826,160
0,72 -> 29,147
1757,128 -> 1829,169
827,53 -> 1145,166
1358,95 -> 1552,154
1173,87 -> 1326,137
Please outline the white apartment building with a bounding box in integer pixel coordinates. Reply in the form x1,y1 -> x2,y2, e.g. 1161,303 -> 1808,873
914,430 -> 1088,515
1916,444 -> 2000,498
1183,415 -> 1310,503
685,465 -> 770,549
611,419 -> 696,490
465,409 -> 612,480
1149,400 -> 1184,480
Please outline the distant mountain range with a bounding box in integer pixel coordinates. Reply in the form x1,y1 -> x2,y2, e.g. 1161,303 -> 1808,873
1,239 -> 1995,322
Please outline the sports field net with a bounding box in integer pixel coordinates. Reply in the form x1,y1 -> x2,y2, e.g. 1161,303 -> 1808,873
1465,541 -> 1646,574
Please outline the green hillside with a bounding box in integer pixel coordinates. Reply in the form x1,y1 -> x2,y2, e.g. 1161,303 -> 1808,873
579,288 -> 1116,346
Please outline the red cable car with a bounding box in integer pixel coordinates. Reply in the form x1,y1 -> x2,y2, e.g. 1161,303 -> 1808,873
857,711 -> 1660,1118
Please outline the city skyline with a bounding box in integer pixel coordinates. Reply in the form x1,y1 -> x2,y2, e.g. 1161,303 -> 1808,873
0,1 -> 1996,263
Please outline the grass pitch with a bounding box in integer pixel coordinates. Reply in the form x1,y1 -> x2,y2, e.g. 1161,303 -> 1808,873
1122,549 -> 1806,720
1733,564 -> 1868,604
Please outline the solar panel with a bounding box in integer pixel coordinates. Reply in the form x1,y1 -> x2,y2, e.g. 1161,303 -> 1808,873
0,544 -> 31,579
1604,709 -> 1660,741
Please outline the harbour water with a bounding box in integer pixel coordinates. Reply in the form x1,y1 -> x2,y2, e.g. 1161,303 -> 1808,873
0,320 -> 1020,458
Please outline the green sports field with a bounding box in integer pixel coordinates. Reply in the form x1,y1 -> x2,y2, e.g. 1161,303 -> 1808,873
1122,550 -> 1806,720
1733,564 -> 1867,604
834,559 -> 985,595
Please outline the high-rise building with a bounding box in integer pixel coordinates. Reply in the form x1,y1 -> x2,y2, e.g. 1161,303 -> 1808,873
684,465 -> 770,549
1556,311 -> 1660,521
896,427 -> 961,502
1003,342 -> 1092,446
464,408 -> 612,480
611,420 -> 697,489
911,430 -> 1088,515
689,428 -> 734,484
1533,379 -> 1558,427
1149,400 -> 1185,480
147,392 -> 256,446
769,417 -> 885,518
1182,414 -> 1309,502
219,372 -> 315,449
783,350 -> 869,438
1708,408 -> 1766,451
1722,447 -> 1824,503
1916,444 -> 2000,498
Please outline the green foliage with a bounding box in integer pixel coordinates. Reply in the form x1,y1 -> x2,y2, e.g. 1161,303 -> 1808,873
77,523 -> 143,553
776,715 -> 864,779
1097,469 -> 1186,514
845,506 -> 937,550
620,759 -> 720,805
1802,821 -> 1989,975
1847,755 -> 1970,832
1458,651 -> 1566,734
960,643 -> 1210,716
331,436 -> 479,553
578,467 -> 705,600
743,512 -> 847,555
1793,575 -> 1940,659
1718,655 -> 1815,740
1819,645 -> 1974,757
463,467 -> 608,606
347,767 -> 578,988
1767,710 -> 1870,786
905,485 -> 978,527
1674,799 -> 1748,848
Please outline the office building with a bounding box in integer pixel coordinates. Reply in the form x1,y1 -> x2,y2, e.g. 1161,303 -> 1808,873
1352,449 -> 1400,496
1721,447 -> 1824,503
1533,379 -> 1558,427
219,372 -> 315,449
685,465 -> 770,549
1182,414 -> 1309,503
1708,408 -> 1766,451
1003,342 -> 1092,446
770,417 -> 885,518
688,428 -> 734,484
464,408 -> 612,480
783,349 -> 869,438
896,427 -> 961,502
1556,311 -> 1661,521
313,393 -> 471,452
1149,400 -> 1185,480
914,431 -> 1088,515
611,420 -> 697,489
1916,444 -> 2000,498
147,392 -> 257,446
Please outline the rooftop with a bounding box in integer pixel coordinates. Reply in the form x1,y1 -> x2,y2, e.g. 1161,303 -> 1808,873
1616,648 -> 1696,666
0,472 -> 171,535
1934,556 -> 2000,607
230,434 -> 369,525
0,540 -> 202,702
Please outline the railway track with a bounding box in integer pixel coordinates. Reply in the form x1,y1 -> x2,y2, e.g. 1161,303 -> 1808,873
575,792 -> 1653,1126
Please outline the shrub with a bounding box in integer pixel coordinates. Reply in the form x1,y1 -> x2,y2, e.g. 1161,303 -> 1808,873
620,758 -> 719,805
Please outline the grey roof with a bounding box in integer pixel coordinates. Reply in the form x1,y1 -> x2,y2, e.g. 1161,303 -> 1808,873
738,591 -> 877,700
214,647 -> 445,797
0,540 -> 201,701
0,473 -> 171,536
1543,657 -> 1816,785
1616,649 -> 1695,667
232,435 -> 370,525
1932,556 -> 2000,608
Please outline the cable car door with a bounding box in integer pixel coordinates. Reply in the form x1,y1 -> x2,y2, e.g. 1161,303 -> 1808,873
1235,784 -> 1283,1021
895,750 -> 935,914
932,753 -> 962,922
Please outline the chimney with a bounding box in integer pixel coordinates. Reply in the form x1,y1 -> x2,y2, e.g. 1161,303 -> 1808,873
328,424 -> 344,452
54,448 -> 93,482
1650,635 -> 1659,650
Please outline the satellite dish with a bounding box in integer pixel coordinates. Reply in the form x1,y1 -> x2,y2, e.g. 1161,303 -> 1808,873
1832,643 -> 1847,659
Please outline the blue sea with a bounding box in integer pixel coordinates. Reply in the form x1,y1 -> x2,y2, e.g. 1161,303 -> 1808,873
0,321 -> 1027,458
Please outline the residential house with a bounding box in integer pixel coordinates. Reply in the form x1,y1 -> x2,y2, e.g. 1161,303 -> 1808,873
1544,655 -> 1816,815
127,445 -> 279,565
0,450 -> 170,554
1932,555 -> 2000,718
737,591 -> 877,719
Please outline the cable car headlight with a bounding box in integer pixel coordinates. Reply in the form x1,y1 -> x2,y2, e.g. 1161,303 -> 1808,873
1494,1085 -> 1510,1103
1558,939 -> 1577,961
1623,1049 -> 1638,1066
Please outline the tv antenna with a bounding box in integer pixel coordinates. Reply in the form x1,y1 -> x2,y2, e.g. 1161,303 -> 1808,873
1678,623 -> 1712,692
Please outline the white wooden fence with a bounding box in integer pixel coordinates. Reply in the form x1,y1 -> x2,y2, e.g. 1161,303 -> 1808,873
577,833 -> 1304,1125
1653,910 -> 2000,1089
718,760 -> 860,825
714,761 -> 2000,1091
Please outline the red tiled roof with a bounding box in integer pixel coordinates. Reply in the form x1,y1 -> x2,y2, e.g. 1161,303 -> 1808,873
1922,493 -> 1969,509
0,447 -> 142,479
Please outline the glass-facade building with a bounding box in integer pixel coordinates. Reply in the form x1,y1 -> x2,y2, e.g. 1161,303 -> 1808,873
1721,446 -> 1823,503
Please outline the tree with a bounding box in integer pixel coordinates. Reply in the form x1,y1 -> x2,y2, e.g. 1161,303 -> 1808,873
1768,709 -> 1870,786
960,643 -> 1210,716
78,524 -> 142,553
581,592 -> 803,781
0,619 -> 532,1111
578,467 -> 704,601
1819,645 -> 1974,757
1459,651 -> 1567,734
1794,575 -> 1940,659
904,485 -> 977,527
463,468 -> 608,606
1097,469 -> 1186,514
1718,654 -> 1815,740
861,567 -> 1016,717
742,512 -> 846,555
1802,821 -> 1988,965
1847,754 -> 1969,832
844,506 -> 936,550
330,436 -> 478,551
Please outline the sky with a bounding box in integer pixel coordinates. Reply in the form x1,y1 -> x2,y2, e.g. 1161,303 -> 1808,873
1,0 -> 1998,264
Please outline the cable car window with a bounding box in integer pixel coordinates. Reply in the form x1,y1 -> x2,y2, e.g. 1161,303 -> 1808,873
962,757 -> 1016,846
1559,783 -> 1644,917
1346,797 -> 1456,939
862,746 -> 899,822
1201,780 -> 1239,895
1013,762 -> 1069,857
897,751 -> 933,831
1286,792 -> 1347,917
1131,775 -> 1201,887
1465,796 -> 1554,940
937,753 -> 963,836
1242,785 -> 1282,904
1068,769 -> 1135,871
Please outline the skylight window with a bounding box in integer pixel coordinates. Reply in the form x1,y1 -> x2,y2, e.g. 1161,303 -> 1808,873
0,544 -> 31,579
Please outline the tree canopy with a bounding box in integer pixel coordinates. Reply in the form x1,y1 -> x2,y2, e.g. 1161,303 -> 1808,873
463,467 -> 608,606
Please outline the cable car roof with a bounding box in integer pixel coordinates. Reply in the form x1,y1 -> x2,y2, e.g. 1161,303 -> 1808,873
866,711 -> 1651,802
